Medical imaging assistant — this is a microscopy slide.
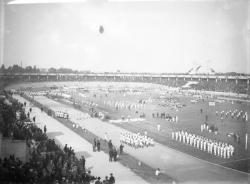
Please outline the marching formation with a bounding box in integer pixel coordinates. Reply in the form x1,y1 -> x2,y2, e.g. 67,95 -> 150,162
55,111 -> 69,119
23,90 -> 73,100
26,91 -> 47,96
104,100 -> 145,110
172,130 -> 235,159
152,112 -> 179,123
120,132 -> 154,148
216,109 -> 248,122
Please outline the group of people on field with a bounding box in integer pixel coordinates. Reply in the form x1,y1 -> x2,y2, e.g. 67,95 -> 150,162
152,112 -> 178,123
104,100 -> 145,111
216,109 -> 248,122
201,123 -> 218,134
55,111 -> 69,119
120,132 -> 154,148
107,140 -> 119,162
172,130 -> 235,159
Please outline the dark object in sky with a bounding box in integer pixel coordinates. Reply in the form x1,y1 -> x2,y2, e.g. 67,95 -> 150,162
99,25 -> 104,34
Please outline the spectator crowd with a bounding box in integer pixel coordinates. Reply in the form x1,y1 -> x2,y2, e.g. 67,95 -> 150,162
0,90 -> 116,183
216,109 -> 248,122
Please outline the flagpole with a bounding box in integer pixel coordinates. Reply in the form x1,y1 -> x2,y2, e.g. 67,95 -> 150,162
0,0 -> 5,67
246,133 -> 248,150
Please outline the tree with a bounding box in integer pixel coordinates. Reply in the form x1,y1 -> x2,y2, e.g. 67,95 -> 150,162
32,65 -> 37,73
48,67 -> 57,73
57,68 -> 73,73
25,66 -> 33,73
0,64 -> 5,73
6,66 -> 12,73
12,64 -> 22,73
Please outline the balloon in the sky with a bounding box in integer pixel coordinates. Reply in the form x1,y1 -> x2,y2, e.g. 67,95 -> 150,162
99,25 -> 104,34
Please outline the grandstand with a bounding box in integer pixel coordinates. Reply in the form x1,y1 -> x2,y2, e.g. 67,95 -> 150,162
0,70 -> 249,96
187,65 -> 216,75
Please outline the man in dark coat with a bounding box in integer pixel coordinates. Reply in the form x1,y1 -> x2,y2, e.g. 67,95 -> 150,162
95,177 -> 102,184
108,140 -> 113,150
109,173 -> 115,184
109,149 -> 113,162
93,139 -> 97,152
81,155 -> 86,170
119,144 -> 124,155
113,148 -> 118,162
44,125 -> 47,133
103,176 -> 109,184
97,139 -> 101,152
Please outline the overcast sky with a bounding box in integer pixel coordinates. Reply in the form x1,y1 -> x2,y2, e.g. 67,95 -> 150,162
2,0 -> 249,73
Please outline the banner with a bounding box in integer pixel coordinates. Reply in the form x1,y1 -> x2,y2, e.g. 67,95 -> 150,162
209,102 -> 215,106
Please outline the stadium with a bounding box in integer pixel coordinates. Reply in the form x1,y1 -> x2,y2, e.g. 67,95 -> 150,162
0,0 -> 250,184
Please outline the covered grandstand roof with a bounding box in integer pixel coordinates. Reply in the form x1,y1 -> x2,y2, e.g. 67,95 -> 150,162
187,65 -> 216,75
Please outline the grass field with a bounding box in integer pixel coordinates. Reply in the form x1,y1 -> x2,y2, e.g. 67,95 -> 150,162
7,81 -> 250,173
63,83 -> 250,173
20,93 -> 174,184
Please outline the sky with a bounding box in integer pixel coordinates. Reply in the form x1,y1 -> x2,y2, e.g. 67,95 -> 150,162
1,0 -> 250,73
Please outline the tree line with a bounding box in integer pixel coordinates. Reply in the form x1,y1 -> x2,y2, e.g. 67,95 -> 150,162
0,64 -> 249,76
0,64 -> 40,74
0,64 -> 91,74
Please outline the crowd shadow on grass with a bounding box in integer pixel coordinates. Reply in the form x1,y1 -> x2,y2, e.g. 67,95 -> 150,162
75,151 -> 92,159
46,132 -> 92,159
46,131 -> 64,137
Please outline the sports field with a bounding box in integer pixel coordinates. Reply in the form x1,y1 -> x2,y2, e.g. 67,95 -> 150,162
7,81 -> 250,182
71,86 -> 250,172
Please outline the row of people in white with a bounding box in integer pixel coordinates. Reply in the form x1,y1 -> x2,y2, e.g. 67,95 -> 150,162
104,100 -> 145,110
216,109 -> 248,121
55,111 -> 69,119
167,116 -> 178,123
120,132 -> 154,148
26,91 -> 47,96
85,101 -> 98,107
25,90 -> 72,100
171,131 -> 234,159
153,113 -> 179,123
201,124 -> 218,134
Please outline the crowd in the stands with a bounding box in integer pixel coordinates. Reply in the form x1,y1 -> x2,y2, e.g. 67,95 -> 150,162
190,80 -> 249,95
1,64 -> 249,95
0,90 -> 115,184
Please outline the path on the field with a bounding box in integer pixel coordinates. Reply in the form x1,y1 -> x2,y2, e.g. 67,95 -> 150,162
14,95 -> 149,184
33,95 -> 250,184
